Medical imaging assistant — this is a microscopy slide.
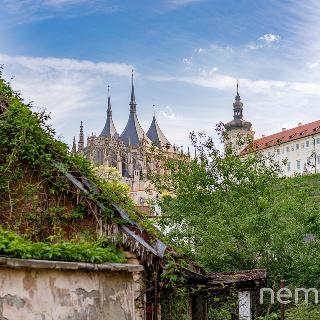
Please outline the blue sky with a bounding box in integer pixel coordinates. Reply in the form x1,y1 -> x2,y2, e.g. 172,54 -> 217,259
1,0 -> 320,149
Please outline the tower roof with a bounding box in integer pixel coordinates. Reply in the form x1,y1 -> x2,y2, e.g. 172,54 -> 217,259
120,112 -> 150,146
100,86 -> 118,138
129,70 -> 136,114
147,115 -> 171,147
225,81 -> 252,132
120,74 -> 151,146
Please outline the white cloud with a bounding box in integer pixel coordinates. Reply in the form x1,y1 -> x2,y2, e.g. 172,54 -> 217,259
0,53 -> 133,145
308,62 -> 319,69
282,1 -> 320,63
158,106 -> 176,120
209,43 -> 235,53
259,33 -> 281,44
248,33 -> 281,50
195,47 -> 205,54
1,0 -> 118,24
0,54 -> 132,76
167,0 -> 203,9
182,57 -> 192,65
43,0 -> 89,6
152,70 -> 320,96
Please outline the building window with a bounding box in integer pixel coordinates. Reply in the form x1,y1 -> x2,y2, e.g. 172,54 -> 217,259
296,143 -> 299,150
291,146 -> 294,151
287,162 -> 291,172
296,160 -> 301,170
277,149 -> 280,155
317,155 -> 320,165
286,146 -> 290,153
301,143 -> 304,149
317,138 -> 320,144
306,140 -> 310,147
268,151 -> 271,157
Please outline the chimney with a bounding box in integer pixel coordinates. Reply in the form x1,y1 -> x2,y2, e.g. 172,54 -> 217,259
282,128 -> 286,131
298,123 -> 302,127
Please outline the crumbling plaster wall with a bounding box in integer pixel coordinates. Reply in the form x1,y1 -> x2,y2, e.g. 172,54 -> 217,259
0,258 -> 144,320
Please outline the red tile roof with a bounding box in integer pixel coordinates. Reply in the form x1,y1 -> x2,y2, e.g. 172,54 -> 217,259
241,120 -> 320,155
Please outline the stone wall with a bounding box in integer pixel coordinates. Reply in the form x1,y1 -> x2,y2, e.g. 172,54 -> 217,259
0,257 -> 144,320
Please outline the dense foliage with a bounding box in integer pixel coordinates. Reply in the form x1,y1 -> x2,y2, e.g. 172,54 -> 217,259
285,303 -> 320,320
0,228 -> 124,263
0,74 -> 136,262
151,131 -> 320,317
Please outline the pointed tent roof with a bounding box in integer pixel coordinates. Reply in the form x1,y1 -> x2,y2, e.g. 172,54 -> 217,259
120,71 -> 151,146
100,86 -> 118,138
147,115 -> 171,147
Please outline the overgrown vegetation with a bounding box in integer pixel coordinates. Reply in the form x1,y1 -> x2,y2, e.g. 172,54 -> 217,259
160,289 -> 190,320
151,130 -> 320,318
0,73 -> 139,262
0,228 -> 124,263
285,303 -> 320,320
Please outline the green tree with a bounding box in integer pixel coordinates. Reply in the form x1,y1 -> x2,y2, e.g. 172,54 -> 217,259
286,303 -> 320,320
151,130 -> 320,288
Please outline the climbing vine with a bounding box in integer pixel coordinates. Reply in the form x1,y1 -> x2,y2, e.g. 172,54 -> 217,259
0,73 -> 141,260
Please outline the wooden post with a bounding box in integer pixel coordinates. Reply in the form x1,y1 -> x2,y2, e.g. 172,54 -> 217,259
192,294 -> 207,320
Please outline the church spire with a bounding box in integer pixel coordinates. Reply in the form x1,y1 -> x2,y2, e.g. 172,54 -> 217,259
78,121 -> 84,153
236,80 -> 240,100
147,112 -> 171,148
107,85 -> 112,117
72,136 -> 77,154
233,80 -> 243,120
100,84 -> 118,138
130,69 -> 137,113
120,71 -> 151,146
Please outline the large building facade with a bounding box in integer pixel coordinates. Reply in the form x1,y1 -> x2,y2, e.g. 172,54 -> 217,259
72,74 -> 177,207
225,85 -> 320,176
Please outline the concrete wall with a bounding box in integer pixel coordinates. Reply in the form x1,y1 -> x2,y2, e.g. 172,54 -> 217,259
0,257 -> 144,320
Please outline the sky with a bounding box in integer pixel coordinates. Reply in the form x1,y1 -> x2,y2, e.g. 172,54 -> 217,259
1,0 -> 320,150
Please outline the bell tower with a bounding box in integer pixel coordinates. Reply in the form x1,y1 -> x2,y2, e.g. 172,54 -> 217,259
224,81 -> 254,155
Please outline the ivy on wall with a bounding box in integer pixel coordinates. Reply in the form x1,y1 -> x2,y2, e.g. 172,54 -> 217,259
0,73 -> 135,262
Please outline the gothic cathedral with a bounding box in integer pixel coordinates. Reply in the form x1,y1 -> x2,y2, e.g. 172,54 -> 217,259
72,72 -> 177,210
